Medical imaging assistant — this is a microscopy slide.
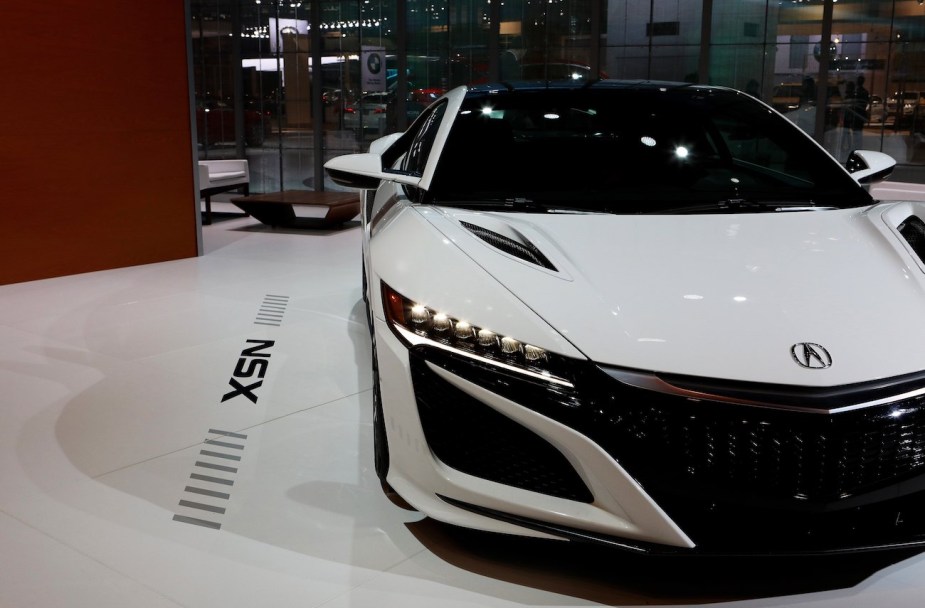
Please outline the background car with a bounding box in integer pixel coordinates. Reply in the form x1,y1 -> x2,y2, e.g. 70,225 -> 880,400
381,88 -> 448,133
326,82 -> 913,556
341,92 -> 390,136
886,90 -> 925,128
771,81 -> 802,113
868,94 -> 885,123
322,87 -> 341,104
409,87 -> 445,103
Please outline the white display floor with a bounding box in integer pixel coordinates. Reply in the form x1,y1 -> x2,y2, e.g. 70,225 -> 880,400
2,210 -> 925,607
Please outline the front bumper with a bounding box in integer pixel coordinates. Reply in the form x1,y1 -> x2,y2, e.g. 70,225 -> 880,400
408,344 -> 925,555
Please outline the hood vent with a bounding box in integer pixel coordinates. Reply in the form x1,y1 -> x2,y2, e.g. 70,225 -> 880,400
460,220 -> 557,271
898,215 -> 925,261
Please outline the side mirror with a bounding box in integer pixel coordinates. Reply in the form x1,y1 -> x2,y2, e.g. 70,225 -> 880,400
368,132 -> 403,155
324,152 -> 422,190
846,150 -> 896,185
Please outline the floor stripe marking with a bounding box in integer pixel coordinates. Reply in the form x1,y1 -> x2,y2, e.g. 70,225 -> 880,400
200,450 -> 241,461
194,461 -> 238,473
209,429 -> 248,439
190,473 -> 234,486
172,515 -> 222,529
205,439 -> 245,450
178,500 -> 226,514
185,486 -> 231,500
255,294 -> 288,326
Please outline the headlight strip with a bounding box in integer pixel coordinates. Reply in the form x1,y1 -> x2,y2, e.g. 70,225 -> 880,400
382,282 -> 574,388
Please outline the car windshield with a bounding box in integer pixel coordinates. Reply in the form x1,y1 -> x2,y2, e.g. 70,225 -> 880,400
427,85 -> 873,213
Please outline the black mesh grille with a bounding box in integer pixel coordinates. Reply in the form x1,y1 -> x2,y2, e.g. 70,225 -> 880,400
410,350 -> 593,503
595,393 -> 925,506
460,221 -> 557,270
599,388 -> 925,551
899,215 -> 925,262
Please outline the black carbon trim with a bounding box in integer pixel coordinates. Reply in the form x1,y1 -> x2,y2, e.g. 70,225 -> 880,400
437,494 -> 681,554
326,168 -> 381,190
621,366 -> 925,413
460,220 -> 557,270
899,215 -> 925,262
437,494 -> 925,556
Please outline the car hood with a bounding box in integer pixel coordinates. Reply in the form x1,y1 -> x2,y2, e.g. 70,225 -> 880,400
440,204 -> 925,386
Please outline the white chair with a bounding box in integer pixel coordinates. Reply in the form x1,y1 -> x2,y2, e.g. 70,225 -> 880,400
198,160 -> 250,224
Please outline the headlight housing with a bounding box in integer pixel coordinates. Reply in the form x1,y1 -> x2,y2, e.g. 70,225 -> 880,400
381,283 -> 574,387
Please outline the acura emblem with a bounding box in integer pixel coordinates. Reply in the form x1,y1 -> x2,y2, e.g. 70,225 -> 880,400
791,343 -> 832,369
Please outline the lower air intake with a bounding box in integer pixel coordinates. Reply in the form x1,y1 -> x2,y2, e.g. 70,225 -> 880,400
410,349 -> 593,503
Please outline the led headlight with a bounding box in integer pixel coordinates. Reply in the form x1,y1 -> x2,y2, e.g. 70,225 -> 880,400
382,283 -> 573,387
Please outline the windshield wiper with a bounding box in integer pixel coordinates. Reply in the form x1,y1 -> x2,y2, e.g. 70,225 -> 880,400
507,197 -> 620,214
433,196 -> 603,214
643,198 -> 831,214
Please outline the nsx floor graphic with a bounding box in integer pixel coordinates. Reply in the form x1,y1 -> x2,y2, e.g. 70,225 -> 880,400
173,296 -> 284,529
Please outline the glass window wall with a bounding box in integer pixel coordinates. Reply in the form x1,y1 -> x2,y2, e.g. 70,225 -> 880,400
190,0 -> 925,195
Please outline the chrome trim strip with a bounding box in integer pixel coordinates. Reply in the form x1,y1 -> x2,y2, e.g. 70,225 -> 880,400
603,368 -> 925,415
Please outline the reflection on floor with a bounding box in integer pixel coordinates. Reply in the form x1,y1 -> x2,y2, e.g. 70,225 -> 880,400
2,211 -> 925,607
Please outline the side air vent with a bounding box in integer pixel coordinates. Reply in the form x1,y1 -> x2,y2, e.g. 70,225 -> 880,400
898,215 -> 925,261
460,221 -> 557,271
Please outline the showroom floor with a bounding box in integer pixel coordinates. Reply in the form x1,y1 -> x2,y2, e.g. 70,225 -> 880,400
3,207 -> 925,608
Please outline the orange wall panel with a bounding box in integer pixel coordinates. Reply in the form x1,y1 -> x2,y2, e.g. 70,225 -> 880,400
0,2 -> 198,285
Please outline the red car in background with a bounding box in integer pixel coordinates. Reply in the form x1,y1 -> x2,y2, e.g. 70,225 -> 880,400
409,87 -> 445,103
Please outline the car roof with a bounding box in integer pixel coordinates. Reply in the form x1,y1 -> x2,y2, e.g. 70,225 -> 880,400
467,79 -> 699,93
462,80 -> 744,100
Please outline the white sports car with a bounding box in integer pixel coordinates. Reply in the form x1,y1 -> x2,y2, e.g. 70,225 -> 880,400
325,82 -> 923,555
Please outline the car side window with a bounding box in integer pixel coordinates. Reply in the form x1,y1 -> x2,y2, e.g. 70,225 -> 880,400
402,101 -> 447,177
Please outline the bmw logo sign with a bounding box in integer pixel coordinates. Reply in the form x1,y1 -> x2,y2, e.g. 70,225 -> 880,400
367,53 -> 382,74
